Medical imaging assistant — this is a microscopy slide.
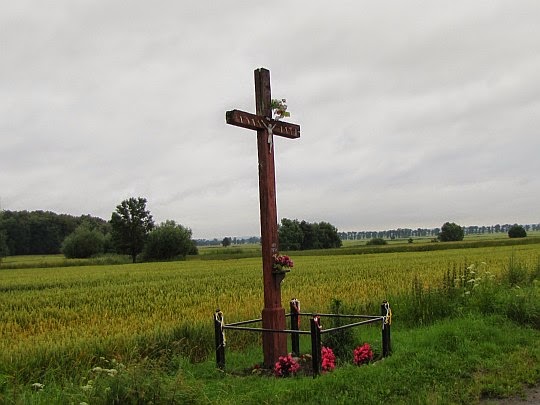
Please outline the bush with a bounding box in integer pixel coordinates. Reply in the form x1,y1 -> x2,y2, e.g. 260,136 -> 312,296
366,238 -> 387,246
438,222 -> 464,242
322,299 -> 355,359
278,218 -> 342,250
142,220 -> 197,261
508,224 -> 527,238
61,225 -> 105,258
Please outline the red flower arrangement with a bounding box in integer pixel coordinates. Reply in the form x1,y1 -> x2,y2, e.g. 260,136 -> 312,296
321,346 -> 336,372
272,254 -> 294,272
353,343 -> 373,366
274,354 -> 300,377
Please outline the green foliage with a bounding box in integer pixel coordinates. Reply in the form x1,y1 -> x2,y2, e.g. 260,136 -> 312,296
322,299 -> 355,359
395,259 -> 540,330
503,254 -> 529,287
0,230 -> 8,262
61,224 -> 105,259
508,224 -> 527,238
110,197 -> 154,263
0,210 -> 109,256
438,221 -> 464,242
278,218 -> 303,250
366,237 -> 387,246
278,218 -> 342,250
142,220 -> 197,261
221,237 -> 231,247
270,98 -> 290,119
314,221 -> 343,249
1,245 -> 540,403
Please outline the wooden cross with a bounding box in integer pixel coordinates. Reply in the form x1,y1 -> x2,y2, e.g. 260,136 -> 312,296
226,68 -> 300,367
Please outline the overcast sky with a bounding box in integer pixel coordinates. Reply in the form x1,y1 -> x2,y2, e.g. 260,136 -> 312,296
1,1 -> 539,238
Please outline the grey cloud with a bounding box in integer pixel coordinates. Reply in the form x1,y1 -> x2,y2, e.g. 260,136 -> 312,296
1,1 -> 539,238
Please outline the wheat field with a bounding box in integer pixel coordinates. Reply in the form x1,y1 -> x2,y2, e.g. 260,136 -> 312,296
1,243 -> 538,381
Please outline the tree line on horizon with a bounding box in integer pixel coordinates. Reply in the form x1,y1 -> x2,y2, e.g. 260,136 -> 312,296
0,199 -> 196,262
0,207 -> 536,259
338,222 -> 539,241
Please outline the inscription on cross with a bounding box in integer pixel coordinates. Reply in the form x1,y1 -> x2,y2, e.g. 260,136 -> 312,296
226,68 -> 300,367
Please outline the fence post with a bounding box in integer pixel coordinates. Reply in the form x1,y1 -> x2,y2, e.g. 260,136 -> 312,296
214,309 -> 225,369
310,316 -> 321,377
381,301 -> 392,357
290,298 -> 300,356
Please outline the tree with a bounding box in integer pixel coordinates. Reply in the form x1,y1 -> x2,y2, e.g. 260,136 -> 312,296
438,222 -> 464,242
0,210 -> 108,255
279,218 -> 342,251
222,237 -> 232,247
278,218 -> 303,250
61,224 -> 105,258
0,230 -> 9,265
316,221 -> 342,249
508,224 -> 527,238
110,197 -> 154,263
142,220 -> 197,261
300,220 -> 319,250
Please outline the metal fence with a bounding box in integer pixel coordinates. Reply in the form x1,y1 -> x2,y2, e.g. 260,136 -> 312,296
214,299 -> 392,376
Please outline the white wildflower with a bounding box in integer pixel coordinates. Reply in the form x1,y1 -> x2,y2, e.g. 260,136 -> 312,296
106,368 -> 118,377
81,380 -> 94,392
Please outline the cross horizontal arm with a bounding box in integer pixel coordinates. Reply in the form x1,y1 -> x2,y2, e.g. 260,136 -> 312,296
226,109 -> 300,139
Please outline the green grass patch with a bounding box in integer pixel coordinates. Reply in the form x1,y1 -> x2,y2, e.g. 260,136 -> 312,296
5,315 -> 537,404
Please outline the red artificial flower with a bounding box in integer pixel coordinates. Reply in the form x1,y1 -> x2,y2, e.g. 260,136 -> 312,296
353,343 -> 373,366
274,354 -> 300,377
321,346 -> 336,372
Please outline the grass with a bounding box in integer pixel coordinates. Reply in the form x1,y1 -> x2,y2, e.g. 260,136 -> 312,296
0,253 -> 131,270
7,315 -> 538,404
0,242 -> 539,403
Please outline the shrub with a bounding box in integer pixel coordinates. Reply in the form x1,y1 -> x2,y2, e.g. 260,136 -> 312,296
322,299 -> 355,358
438,222 -> 464,242
61,225 -> 105,258
366,238 -> 387,246
508,224 -> 527,238
142,220 -> 197,261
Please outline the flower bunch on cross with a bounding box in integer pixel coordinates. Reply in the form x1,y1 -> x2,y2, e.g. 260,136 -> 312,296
265,99 -> 291,151
270,98 -> 290,120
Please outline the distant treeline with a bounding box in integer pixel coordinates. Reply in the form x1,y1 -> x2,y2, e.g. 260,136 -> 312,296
194,236 -> 261,246
0,210 -> 110,255
338,223 -> 540,240
2,209 -> 538,254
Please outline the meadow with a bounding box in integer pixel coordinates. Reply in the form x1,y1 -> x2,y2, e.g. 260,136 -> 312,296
1,241 -> 539,403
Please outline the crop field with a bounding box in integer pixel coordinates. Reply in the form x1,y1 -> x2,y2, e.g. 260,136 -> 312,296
1,243 -> 539,383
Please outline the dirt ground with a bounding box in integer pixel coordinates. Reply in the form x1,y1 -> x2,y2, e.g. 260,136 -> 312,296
481,384 -> 540,404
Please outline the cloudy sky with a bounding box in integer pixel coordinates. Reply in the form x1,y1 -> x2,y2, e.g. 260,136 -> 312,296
2,1 -> 539,238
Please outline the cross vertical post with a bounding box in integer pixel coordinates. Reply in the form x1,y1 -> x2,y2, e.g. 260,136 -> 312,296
226,68 -> 300,367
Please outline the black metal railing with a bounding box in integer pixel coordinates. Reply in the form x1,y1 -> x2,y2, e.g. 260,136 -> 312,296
214,299 -> 392,376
